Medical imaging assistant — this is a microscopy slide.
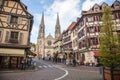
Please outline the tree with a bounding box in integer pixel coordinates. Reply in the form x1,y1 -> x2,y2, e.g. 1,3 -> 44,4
99,6 -> 120,68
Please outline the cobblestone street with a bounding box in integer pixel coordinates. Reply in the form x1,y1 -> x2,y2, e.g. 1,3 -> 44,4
0,60 -> 102,80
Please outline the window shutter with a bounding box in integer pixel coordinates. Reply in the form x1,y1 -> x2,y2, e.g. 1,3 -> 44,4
5,31 -> 10,42
87,27 -> 89,32
98,26 -> 100,32
86,17 -> 88,22
19,33 -> 23,43
96,16 -> 98,21
93,16 -> 95,21
18,17 -> 22,24
95,26 -> 97,32
96,38 -> 98,45
7,15 -> 11,23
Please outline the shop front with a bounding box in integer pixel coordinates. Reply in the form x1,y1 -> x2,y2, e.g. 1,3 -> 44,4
0,48 -> 25,69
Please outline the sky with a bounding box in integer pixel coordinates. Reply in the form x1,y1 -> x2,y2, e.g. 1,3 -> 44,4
21,0 -> 118,44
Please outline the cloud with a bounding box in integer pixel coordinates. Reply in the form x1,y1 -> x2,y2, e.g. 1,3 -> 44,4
30,0 -> 81,43
44,0 -> 81,36
29,0 -> 115,43
40,0 -> 45,4
82,0 -> 105,11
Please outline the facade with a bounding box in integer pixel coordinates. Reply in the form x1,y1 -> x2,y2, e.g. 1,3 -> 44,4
62,22 -> 76,64
77,0 -> 120,65
36,13 -> 61,59
53,35 -> 62,60
0,0 -> 33,68
71,20 -> 80,62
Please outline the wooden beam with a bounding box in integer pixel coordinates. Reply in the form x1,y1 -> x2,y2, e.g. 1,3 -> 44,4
10,2 -> 17,13
0,11 -> 31,18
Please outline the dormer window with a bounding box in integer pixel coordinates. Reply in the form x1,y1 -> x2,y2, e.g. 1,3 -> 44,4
102,3 -> 108,10
114,2 -> 120,9
94,5 -> 99,12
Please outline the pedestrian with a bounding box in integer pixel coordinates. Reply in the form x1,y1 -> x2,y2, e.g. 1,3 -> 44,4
21,59 -> 25,70
73,59 -> 76,67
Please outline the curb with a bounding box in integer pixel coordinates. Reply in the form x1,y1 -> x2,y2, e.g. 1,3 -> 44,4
0,67 -> 38,73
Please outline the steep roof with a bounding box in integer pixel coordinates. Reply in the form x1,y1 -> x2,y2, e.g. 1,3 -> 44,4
46,34 -> 54,39
68,22 -> 76,31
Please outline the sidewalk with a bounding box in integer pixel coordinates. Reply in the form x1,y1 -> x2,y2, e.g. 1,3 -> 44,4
0,67 -> 38,73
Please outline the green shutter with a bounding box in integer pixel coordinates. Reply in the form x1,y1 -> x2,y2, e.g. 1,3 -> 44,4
19,33 -> 23,43
18,17 -> 22,24
5,31 -> 10,42
7,15 -> 11,23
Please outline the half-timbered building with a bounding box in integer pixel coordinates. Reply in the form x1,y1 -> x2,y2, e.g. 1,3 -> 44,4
0,0 -> 33,68
78,0 -> 120,66
62,22 -> 76,64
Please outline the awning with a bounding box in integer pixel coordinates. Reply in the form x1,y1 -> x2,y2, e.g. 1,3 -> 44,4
27,50 -> 36,56
94,51 -> 99,57
0,48 -> 25,56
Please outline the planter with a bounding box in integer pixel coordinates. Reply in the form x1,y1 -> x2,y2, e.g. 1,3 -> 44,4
102,67 -> 120,80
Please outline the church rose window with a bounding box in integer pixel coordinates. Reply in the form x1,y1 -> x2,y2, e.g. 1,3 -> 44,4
47,40 -> 51,45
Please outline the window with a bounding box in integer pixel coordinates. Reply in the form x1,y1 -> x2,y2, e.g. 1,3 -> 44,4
89,26 -> 95,33
114,2 -> 120,9
94,6 -> 99,12
90,37 -> 98,45
0,0 -> 2,6
10,31 -> 19,43
88,17 -> 93,22
10,16 -> 18,24
4,1 -> 8,6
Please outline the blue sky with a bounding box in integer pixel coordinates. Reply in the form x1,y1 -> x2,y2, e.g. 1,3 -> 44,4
21,0 -> 118,44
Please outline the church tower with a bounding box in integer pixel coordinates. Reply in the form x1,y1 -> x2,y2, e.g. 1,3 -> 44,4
36,13 -> 45,58
38,13 -> 45,38
55,13 -> 61,39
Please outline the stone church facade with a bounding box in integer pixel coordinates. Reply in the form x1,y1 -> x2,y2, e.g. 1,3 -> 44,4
36,13 -> 61,59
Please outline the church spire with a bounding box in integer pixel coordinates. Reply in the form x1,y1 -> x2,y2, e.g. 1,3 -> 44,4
38,13 -> 45,39
41,12 -> 44,26
55,13 -> 61,39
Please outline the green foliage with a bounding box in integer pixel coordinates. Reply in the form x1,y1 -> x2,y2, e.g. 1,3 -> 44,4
99,6 -> 120,68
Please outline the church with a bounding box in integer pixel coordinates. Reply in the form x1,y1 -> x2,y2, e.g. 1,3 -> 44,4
36,13 -> 61,59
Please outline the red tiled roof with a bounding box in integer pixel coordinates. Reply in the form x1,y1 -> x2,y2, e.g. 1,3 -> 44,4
68,22 -> 76,31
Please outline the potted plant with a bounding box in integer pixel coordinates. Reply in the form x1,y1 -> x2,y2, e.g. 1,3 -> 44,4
99,6 -> 120,80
